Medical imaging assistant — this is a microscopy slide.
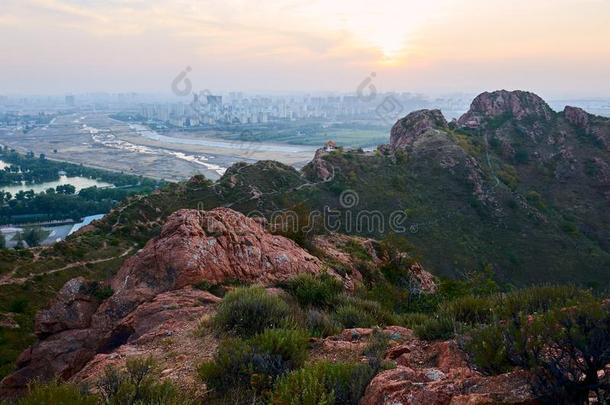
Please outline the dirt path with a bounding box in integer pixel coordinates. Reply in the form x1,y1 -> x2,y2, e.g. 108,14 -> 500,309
0,244 -> 135,286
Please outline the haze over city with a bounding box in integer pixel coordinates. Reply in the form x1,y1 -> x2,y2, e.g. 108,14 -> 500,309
2,0 -> 610,97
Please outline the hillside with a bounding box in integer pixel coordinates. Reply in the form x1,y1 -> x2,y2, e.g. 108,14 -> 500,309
0,90 -> 609,404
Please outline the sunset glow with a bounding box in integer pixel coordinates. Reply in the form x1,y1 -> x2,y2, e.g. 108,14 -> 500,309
1,0 -> 609,95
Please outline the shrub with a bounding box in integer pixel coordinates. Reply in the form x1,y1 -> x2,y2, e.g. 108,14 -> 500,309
305,309 -> 341,337
9,380 -> 98,405
362,329 -> 390,371
497,285 -> 592,319
97,356 -> 188,405
341,240 -> 371,262
22,227 -> 46,248
8,298 -> 28,314
212,286 -> 292,337
331,295 -> 397,329
283,274 -> 343,309
466,300 -> 610,404
361,281 -> 409,313
332,304 -> 375,329
199,329 -> 308,399
465,323 -> 516,374
397,312 -> 430,329
440,295 -> 495,325
414,315 -> 455,341
528,302 -> 610,404
250,329 -> 308,369
272,361 -> 374,405
525,191 -> 545,210
88,282 -> 113,301
198,338 -> 254,395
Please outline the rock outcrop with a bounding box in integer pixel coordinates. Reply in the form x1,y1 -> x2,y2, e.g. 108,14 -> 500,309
563,106 -> 610,151
34,277 -> 101,337
309,326 -> 539,404
361,337 -> 538,405
390,109 -> 449,150
458,90 -> 554,129
308,148 -> 336,181
0,208 -> 323,398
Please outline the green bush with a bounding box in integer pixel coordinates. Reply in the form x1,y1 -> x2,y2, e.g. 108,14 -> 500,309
497,285 -> 592,319
199,329 -> 308,399
344,296 -> 395,323
465,323 -> 515,374
332,294 -> 397,329
8,298 -> 28,314
440,295 -> 495,325
305,309 -> 341,337
283,274 -> 343,309
397,312 -> 430,329
341,240 -> 371,262
332,304 -> 375,329
89,282 -> 113,301
361,281 -> 409,313
212,286 -> 292,337
466,300 -> 610,403
198,338 -> 253,395
414,315 -> 455,341
362,329 -> 390,371
97,356 -> 188,405
7,380 -> 98,405
272,361 -> 374,405
251,329 -> 308,369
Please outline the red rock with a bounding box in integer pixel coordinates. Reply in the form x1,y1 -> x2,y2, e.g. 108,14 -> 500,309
112,208 -> 322,295
458,90 -> 554,130
362,336 -> 539,405
390,109 -> 449,151
312,233 -> 436,293
308,148 -> 336,181
0,208 -> 324,398
35,277 -> 100,337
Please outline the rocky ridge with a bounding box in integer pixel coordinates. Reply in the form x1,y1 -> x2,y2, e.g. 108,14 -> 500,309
0,207 -> 324,398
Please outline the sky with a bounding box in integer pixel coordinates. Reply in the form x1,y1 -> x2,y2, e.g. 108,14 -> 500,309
1,0 -> 610,97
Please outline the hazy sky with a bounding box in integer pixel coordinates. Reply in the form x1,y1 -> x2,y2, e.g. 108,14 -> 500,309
2,0 -> 610,97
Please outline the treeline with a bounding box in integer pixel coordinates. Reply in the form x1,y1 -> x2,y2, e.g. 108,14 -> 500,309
0,147 -> 159,188
0,184 -> 157,225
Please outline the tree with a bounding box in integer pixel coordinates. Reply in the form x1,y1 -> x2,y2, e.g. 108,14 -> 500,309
0,232 -> 5,249
486,301 -> 610,404
22,227 -> 46,247
56,184 -> 76,195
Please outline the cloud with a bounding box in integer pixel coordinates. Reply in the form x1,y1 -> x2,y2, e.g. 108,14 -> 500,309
0,0 -> 609,95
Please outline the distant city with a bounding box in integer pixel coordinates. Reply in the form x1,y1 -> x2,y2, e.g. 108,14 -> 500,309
2,92 -> 609,133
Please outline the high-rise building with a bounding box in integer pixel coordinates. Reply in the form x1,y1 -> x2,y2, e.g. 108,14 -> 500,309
206,95 -> 222,105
